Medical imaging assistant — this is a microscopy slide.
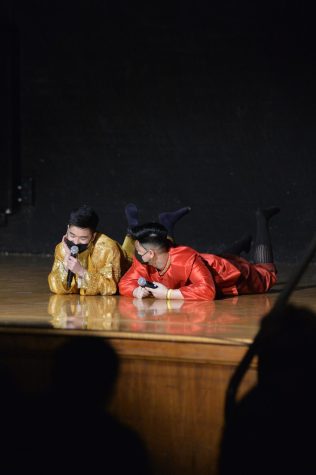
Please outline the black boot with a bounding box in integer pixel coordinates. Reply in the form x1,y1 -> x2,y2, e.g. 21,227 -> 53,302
158,206 -> 191,240
124,203 -> 139,234
253,207 -> 280,264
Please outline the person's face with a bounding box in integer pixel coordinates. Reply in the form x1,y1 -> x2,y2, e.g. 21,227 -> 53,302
134,240 -> 155,265
66,225 -> 94,246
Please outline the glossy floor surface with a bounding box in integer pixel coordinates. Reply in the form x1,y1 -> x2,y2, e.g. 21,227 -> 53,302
0,255 -> 316,344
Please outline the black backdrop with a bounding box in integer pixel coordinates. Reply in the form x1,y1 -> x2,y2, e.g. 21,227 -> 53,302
1,0 -> 315,261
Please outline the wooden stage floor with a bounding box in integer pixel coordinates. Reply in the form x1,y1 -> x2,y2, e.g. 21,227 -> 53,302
0,254 -> 316,475
0,255 -> 315,340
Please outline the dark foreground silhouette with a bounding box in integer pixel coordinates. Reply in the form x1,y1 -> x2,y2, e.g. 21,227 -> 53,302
219,304 -> 316,475
0,336 -> 151,475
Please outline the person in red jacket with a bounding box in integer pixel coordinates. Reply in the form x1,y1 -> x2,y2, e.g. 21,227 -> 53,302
118,208 -> 279,301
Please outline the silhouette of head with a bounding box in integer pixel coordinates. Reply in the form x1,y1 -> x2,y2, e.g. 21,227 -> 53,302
52,336 -> 119,408
258,304 -> 316,394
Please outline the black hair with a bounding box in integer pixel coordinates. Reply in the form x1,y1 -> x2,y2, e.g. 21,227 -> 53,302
131,222 -> 172,251
68,205 -> 99,231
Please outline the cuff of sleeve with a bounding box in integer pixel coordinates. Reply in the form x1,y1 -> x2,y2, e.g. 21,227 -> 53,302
77,271 -> 88,289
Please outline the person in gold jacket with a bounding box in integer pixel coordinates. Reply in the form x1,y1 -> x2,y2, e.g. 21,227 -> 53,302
48,205 -> 134,295
48,203 -> 191,296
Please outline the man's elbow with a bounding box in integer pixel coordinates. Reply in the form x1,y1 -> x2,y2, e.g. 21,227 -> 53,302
48,276 -> 67,295
118,285 -> 132,297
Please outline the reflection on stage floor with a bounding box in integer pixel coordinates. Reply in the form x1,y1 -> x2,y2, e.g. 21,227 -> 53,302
1,255 -> 316,343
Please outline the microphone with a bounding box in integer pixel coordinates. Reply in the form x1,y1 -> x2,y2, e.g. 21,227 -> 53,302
66,245 -> 79,289
138,277 -> 158,289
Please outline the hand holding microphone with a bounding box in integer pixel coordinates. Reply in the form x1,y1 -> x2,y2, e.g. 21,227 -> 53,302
137,277 -> 158,289
133,277 -> 156,299
136,277 -> 171,300
66,245 -> 79,289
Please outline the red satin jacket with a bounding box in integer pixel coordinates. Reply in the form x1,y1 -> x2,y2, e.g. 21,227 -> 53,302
118,246 -> 277,301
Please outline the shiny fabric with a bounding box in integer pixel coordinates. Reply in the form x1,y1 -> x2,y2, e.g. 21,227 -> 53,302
48,233 -> 132,296
48,294 -> 120,330
118,246 -> 277,301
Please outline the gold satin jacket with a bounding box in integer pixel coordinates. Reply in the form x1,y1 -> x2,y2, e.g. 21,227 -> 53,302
48,233 -> 132,296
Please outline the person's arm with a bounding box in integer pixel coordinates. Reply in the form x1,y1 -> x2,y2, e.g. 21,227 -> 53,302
177,255 -> 216,300
118,259 -> 151,298
139,257 -> 216,299
147,284 -> 183,300
48,243 -> 77,294
79,240 -> 124,296
148,255 -> 216,301
142,254 -> 216,300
